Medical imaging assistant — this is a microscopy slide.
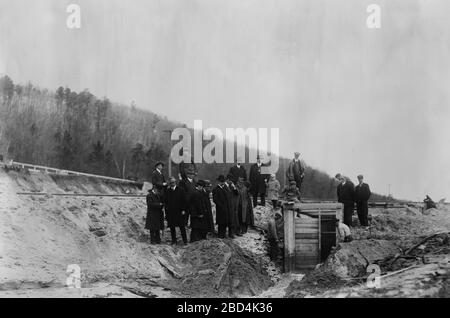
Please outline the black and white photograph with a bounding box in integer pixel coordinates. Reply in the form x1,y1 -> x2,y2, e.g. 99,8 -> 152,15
0,0 -> 449,302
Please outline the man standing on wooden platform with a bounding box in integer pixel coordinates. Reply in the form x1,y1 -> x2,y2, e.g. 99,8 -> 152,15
286,152 -> 306,192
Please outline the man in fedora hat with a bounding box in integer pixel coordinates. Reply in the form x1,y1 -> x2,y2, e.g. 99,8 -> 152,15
286,152 -> 305,191
151,161 -> 167,194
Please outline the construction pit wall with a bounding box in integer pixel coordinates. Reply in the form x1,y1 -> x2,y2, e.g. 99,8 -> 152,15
282,202 -> 343,273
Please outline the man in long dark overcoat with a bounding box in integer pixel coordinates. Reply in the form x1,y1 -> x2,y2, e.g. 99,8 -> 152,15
213,175 -> 232,238
189,180 -> 210,242
145,184 -> 164,244
249,156 -> 269,207
354,174 -> 371,227
164,177 -> 188,244
335,174 -> 355,227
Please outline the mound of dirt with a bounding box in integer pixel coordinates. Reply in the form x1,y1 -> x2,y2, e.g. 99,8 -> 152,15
158,239 -> 272,297
324,240 -> 400,278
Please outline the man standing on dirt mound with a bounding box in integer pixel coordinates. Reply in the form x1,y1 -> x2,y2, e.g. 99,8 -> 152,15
189,180 -> 210,242
335,174 -> 355,227
165,177 -> 188,245
354,175 -> 371,227
145,183 -> 165,244
213,175 -> 232,238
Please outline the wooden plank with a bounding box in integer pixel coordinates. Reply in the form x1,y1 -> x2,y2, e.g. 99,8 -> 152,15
318,211 -> 322,264
294,228 -> 318,234
295,222 -> 319,227
295,218 -> 318,224
296,247 -> 318,253
295,239 -> 318,244
295,233 -> 319,239
283,208 -> 295,272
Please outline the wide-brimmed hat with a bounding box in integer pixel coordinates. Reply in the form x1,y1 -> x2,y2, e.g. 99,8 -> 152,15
155,161 -> 164,168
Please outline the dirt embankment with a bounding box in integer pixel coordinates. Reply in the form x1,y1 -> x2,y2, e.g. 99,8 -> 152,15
0,169 -> 276,298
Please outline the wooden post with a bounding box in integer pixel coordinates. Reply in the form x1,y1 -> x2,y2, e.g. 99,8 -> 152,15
283,205 -> 295,272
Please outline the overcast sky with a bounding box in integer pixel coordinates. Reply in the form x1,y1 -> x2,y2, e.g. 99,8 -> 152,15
1,0 -> 449,200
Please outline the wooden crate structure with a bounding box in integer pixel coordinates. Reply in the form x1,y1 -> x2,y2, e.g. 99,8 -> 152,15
283,202 -> 342,272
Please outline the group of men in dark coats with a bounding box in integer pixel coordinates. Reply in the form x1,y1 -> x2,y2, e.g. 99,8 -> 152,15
145,160 -> 256,244
335,173 -> 371,227
212,174 -> 254,239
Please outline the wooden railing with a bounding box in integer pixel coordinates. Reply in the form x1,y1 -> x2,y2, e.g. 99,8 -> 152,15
10,161 -> 142,185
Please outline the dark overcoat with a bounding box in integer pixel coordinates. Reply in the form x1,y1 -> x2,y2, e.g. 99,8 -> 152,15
228,165 -> 247,183
213,185 -> 229,226
151,169 -> 166,192
225,183 -> 239,228
179,178 -> 196,216
202,190 -> 215,232
164,186 -> 186,227
145,190 -> 164,231
189,190 -> 210,230
354,183 -> 371,203
337,181 -> 355,204
237,184 -> 254,226
249,163 -> 268,194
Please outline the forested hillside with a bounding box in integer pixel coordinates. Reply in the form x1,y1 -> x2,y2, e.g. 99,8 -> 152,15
0,75 -> 390,201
